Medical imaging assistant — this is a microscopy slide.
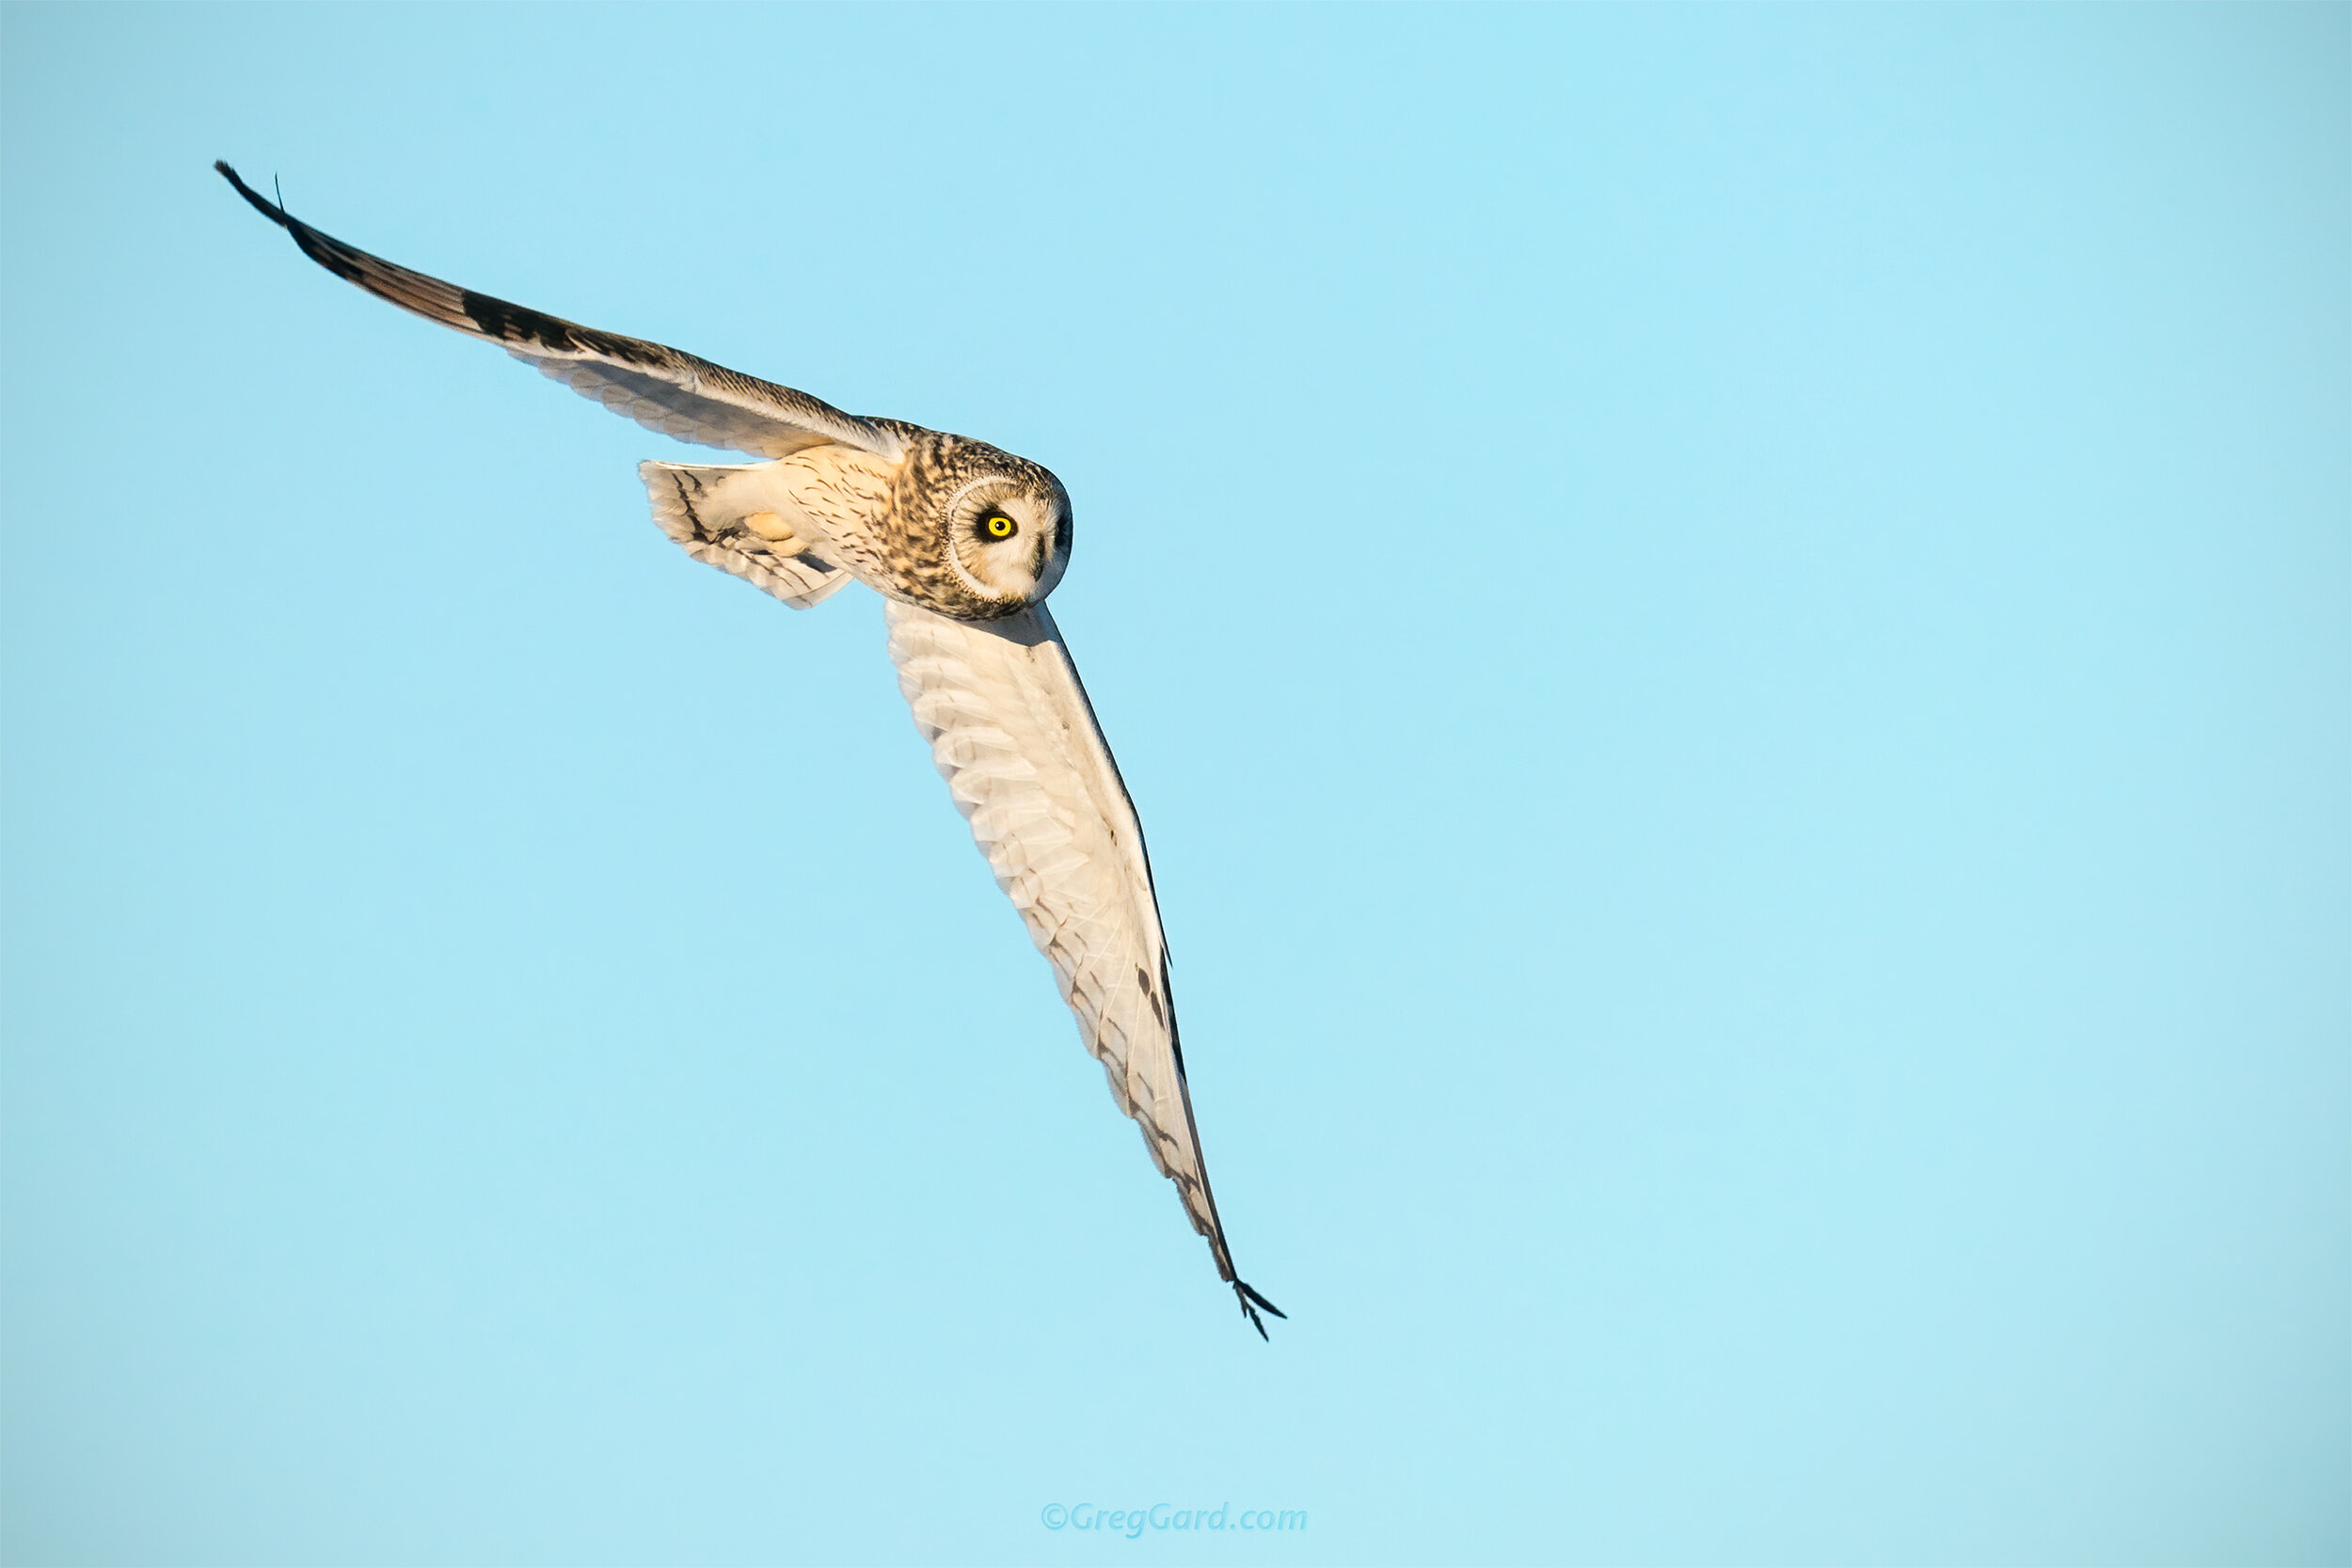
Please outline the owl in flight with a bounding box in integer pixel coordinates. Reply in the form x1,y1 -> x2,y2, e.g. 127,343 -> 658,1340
215,162 -> 1282,1338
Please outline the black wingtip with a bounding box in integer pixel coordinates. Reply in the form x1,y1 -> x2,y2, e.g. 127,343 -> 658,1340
1233,1279 -> 1286,1340
215,160 -> 291,229
1238,1279 -> 1286,1319
214,161 -> 374,289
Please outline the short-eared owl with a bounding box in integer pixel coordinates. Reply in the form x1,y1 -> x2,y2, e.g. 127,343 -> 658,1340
216,162 -> 1281,1338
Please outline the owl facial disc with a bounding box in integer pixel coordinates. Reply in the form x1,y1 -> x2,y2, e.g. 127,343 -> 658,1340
942,470 -> 1073,609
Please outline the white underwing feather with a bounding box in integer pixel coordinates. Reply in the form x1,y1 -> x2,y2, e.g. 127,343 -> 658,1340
884,599 -> 1244,1283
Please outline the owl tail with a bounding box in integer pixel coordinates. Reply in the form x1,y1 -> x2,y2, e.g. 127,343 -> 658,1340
640,461 -> 851,610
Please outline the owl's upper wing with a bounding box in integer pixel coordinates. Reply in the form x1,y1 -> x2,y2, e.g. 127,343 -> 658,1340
215,162 -> 901,462
886,600 -> 1283,1338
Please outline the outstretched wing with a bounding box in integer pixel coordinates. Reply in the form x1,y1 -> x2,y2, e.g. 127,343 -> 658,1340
215,161 -> 902,462
885,599 -> 1283,1338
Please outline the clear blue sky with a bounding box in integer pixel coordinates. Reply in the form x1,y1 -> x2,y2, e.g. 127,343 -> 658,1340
3,5 -> 2344,1564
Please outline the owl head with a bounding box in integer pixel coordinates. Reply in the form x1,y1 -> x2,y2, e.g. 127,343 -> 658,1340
930,442 -> 1073,614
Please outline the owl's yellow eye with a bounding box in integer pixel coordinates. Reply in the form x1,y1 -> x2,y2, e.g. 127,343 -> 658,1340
983,514 -> 1016,540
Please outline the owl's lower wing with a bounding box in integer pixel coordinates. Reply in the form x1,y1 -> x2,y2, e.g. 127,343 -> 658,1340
215,162 -> 902,463
885,601 -> 1282,1338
